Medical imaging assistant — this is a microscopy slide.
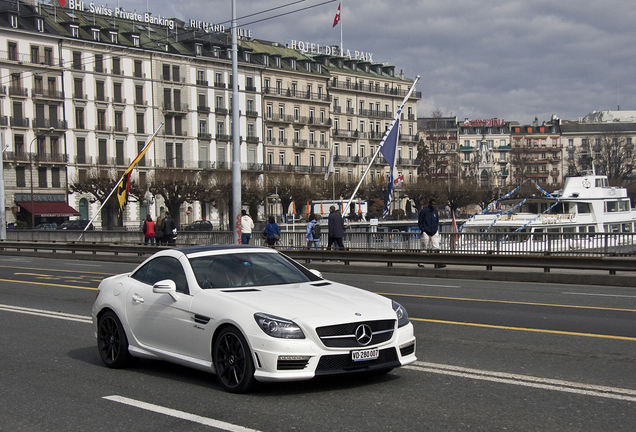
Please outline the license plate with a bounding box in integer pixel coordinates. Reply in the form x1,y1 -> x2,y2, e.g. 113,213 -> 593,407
351,348 -> 379,362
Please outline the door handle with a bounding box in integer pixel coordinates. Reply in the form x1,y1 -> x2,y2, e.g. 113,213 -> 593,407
132,293 -> 144,303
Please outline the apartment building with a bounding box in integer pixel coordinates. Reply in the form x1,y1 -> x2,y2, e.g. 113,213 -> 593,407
0,1 -> 420,229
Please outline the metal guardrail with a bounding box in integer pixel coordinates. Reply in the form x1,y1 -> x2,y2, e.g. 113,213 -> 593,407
1,241 -> 635,276
7,229 -> 636,256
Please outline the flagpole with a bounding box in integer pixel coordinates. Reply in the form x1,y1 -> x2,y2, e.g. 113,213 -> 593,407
340,0 -> 343,56
77,123 -> 164,241
344,76 -> 420,216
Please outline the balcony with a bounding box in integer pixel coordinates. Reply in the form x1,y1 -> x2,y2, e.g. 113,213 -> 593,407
33,118 -> 68,130
196,79 -> 208,87
163,102 -> 189,115
32,89 -> 64,100
9,86 -> 29,97
197,105 -> 210,113
198,133 -> 212,140
215,106 -> 228,115
10,117 -> 30,128
246,135 -> 260,144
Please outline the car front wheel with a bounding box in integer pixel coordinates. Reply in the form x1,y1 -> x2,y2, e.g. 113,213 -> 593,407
213,327 -> 256,393
97,310 -> 134,368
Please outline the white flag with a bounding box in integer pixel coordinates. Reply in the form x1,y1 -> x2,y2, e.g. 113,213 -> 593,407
324,150 -> 334,180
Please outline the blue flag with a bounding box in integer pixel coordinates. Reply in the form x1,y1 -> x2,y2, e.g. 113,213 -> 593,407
381,116 -> 400,217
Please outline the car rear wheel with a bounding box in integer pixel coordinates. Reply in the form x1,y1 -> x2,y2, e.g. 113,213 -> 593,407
97,311 -> 134,368
213,327 -> 256,393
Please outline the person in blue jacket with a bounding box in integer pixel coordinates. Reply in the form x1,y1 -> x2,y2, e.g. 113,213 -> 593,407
263,215 -> 281,247
306,213 -> 322,249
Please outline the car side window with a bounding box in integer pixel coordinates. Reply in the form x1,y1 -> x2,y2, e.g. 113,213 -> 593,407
132,256 -> 189,294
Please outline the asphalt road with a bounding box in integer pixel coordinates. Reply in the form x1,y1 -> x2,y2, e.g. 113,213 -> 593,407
0,256 -> 635,431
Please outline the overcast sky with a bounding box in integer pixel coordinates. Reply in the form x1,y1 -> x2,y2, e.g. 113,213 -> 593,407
114,0 -> 636,125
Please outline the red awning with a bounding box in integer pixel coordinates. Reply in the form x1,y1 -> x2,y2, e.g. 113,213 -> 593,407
17,201 -> 80,217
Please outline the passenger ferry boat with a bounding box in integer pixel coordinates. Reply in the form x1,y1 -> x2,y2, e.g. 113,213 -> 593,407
459,173 -> 636,253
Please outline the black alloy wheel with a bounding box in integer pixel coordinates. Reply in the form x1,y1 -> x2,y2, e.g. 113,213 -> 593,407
97,311 -> 134,368
213,327 -> 256,393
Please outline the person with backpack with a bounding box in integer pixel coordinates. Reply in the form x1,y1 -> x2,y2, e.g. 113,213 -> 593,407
306,213 -> 322,249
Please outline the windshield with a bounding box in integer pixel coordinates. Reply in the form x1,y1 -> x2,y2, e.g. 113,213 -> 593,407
189,251 -> 320,289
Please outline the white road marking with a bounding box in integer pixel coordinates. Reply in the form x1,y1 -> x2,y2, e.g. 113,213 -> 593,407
563,292 -> 636,298
104,395 -> 263,432
0,303 -> 92,323
407,361 -> 636,402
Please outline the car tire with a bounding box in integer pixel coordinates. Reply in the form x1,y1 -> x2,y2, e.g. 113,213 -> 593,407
213,327 -> 256,393
97,310 -> 135,368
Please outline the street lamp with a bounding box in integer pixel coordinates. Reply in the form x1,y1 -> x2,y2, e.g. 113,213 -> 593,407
29,127 -> 54,228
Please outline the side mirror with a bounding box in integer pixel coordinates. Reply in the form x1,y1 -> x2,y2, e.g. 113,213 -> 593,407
153,279 -> 178,301
309,269 -> 323,279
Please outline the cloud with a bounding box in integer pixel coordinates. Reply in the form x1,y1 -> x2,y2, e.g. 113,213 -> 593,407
120,0 -> 636,124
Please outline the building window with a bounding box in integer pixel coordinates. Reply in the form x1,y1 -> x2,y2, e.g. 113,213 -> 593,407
137,113 -> 145,133
10,14 -> 18,29
70,25 -> 79,37
132,35 -> 140,47
94,54 -> 103,72
75,107 -> 85,129
109,31 -> 118,43
134,60 -> 142,78
92,28 -> 100,41
8,42 -> 17,61
16,166 -> 26,187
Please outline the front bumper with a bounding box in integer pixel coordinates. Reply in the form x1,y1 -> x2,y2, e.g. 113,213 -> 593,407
249,323 -> 417,382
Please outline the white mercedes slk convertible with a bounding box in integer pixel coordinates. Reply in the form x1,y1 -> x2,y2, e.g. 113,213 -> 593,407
92,245 -> 417,393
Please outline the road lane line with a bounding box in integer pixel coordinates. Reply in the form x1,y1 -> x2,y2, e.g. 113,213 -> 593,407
379,292 -> 636,313
406,361 -> 636,402
412,317 -> 636,341
563,292 -> 636,298
0,278 -> 97,290
103,395 -> 263,432
0,304 -> 92,323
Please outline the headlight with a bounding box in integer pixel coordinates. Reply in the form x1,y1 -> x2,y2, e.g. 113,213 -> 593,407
254,313 -> 305,339
392,301 -> 410,328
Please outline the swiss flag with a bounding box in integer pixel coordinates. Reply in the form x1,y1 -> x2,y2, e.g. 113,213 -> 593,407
58,0 -> 67,7
333,2 -> 341,27
393,174 -> 404,188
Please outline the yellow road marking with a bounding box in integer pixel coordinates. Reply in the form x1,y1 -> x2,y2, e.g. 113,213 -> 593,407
378,292 -> 636,313
0,278 -> 97,291
0,264 -> 111,275
412,317 -> 636,341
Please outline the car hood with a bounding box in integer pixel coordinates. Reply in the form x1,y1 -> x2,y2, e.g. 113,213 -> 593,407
214,281 -> 393,323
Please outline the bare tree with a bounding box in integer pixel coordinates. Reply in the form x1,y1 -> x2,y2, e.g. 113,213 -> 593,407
509,137 -> 534,184
69,168 -> 125,228
149,169 -> 200,227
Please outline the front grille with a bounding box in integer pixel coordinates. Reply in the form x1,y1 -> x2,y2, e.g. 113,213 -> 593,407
315,347 -> 399,374
277,358 -> 310,370
316,319 -> 395,348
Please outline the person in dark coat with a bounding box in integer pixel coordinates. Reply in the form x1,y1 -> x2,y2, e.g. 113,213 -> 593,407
418,199 -> 445,268
327,206 -> 345,250
263,215 -> 281,247
161,211 -> 177,246
418,199 -> 440,250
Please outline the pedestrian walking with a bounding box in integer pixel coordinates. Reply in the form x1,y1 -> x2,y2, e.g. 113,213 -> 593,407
240,210 -> 254,245
142,214 -> 155,245
327,206 -> 345,250
306,213 -> 322,249
161,211 -> 177,246
418,199 -> 445,268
